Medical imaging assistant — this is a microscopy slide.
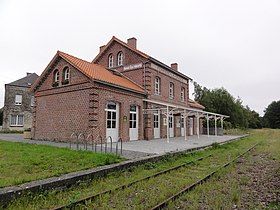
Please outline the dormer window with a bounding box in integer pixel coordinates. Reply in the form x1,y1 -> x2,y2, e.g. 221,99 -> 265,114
53,70 -> 59,87
108,54 -> 114,68
117,52 -> 123,66
62,67 -> 70,85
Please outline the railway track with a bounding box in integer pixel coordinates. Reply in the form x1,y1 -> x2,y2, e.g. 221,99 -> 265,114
52,154 -> 212,210
52,143 -> 258,210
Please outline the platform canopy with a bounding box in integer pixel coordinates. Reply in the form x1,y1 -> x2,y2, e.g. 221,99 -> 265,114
143,99 -> 230,142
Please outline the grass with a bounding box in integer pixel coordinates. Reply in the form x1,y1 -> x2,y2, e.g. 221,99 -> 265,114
0,130 -> 23,134
4,129 -> 280,209
0,140 -> 124,188
5,132 -> 257,209
168,129 -> 280,209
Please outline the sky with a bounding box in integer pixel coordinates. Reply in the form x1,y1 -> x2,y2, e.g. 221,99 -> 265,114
0,0 -> 279,116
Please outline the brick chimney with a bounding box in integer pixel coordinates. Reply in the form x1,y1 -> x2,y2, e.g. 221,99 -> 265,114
171,63 -> 178,71
127,37 -> 137,48
99,45 -> 106,52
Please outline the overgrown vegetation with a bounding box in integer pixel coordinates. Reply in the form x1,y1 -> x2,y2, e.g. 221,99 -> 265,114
0,140 -> 124,188
5,131 -> 265,209
193,82 -> 262,129
263,100 -> 280,128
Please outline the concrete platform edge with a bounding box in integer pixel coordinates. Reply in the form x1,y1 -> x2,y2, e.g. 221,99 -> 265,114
0,134 -> 248,205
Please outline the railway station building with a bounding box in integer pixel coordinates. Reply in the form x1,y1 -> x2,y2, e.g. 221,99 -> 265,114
31,36 -> 228,142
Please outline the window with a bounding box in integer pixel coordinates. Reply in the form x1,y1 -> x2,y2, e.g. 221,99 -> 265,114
106,102 -> 117,128
155,77 -> 161,95
10,115 -> 24,126
129,105 -> 137,128
62,67 -> 70,85
154,113 -> 159,128
108,54 -> 114,68
53,70 -> 59,87
63,67 -> 70,80
117,52 -> 123,66
54,70 -> 59,82
15,95 -> 22,105
169,82 -> 174,99
181,87 -> 185,101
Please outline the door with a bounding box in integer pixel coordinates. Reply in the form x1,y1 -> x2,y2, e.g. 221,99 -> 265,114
189,117 -> 193,136
154,111 -> 160,139
169,115 -> 174,138
129,105 -> 138,141
181,115 -> 185,137
106,102 -> 119,142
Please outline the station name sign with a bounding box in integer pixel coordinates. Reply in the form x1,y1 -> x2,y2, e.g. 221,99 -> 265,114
123,63 -> 143,71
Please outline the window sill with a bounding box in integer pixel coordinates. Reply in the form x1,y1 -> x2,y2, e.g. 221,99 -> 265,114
10,125 -> 23,127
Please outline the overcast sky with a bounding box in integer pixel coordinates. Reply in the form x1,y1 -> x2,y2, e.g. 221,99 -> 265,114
1,0 -> 279,116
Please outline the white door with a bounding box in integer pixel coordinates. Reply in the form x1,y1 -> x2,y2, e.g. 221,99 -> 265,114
129,105 -> 138,141
154,111 -> 160,139
106,102 -> 119,142
181,115 -> 185,137
169,115 -> 174,138
189,118 -> 193,136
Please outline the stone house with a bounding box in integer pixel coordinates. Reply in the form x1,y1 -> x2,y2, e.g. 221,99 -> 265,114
31,37 -> 227,142
2,73 -> 39,131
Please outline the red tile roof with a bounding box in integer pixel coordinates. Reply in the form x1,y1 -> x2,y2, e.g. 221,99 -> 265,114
31,51 -> 145,93
92,36 -> 192,81
188,99 -> 205,110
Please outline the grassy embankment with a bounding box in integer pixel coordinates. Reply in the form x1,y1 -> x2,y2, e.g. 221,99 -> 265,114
4,129 -> 267,209
0,140 -> 124,188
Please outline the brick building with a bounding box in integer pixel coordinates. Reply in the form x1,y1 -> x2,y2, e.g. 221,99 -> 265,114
31,37 -> 227,142
2,73 -> 38,131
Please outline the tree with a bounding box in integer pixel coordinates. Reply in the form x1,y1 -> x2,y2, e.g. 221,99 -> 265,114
193,82 -> 261,129
263,100 -> 280,128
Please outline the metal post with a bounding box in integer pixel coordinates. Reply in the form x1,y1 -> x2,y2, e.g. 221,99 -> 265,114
207,114 -> 209,137
184,110 -> 187,141
197,112 -> 200,139
215,115 -> 217,136
166,105 -> 169,143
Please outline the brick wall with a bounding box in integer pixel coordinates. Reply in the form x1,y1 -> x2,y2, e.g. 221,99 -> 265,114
33,57 -> 145,142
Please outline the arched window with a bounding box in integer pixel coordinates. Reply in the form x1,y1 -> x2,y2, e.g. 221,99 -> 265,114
108,54 -> 114,68
117,52 -> 123,66
54,70 -> 59,82
155,76 -> 161,95
62,67 -> 70,85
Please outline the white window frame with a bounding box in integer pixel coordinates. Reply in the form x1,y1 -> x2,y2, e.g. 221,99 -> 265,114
63,67 -> 70,81
109,54 -> 114,68
155,77 -> 160,95
169,82 -> 174,99
117,52 -> 123,66
10,115 -> 24,126
181,87 -> 185,101
54,70 -> 59,82
15,95 -> 22,105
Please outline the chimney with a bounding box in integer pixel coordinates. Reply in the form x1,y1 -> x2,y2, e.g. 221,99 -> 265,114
127,37 -> 137,48
99,45 -> 106,52
171,63 -> 178,71
26,72 -> 32,76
